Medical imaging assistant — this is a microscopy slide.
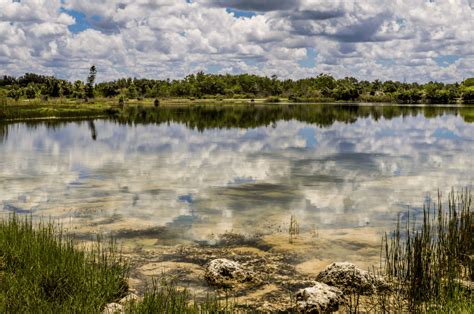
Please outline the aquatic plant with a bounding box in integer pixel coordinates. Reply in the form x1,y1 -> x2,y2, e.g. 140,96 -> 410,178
126,279 -> 232,313
382,189 -> 473,312
289,214 -> 300,244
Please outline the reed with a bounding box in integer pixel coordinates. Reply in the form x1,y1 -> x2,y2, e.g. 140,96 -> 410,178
382,189 -> 473,312
289,214 -> 300,244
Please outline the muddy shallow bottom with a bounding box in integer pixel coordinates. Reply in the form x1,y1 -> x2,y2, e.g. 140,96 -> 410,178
114,226 -> 384,311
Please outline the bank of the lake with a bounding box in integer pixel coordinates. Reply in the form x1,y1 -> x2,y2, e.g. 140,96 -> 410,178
1,104 -> 473,312
1,189 -> 472,313
1,98 -> 474,123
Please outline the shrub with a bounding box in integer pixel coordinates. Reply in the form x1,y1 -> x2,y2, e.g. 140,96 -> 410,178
265,96 -> 280,103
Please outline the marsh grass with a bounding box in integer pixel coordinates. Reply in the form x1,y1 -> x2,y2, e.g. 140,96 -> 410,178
0,215 -> 232,313
126,279 -> 232,313
0,215 -> 129,312
382,189 -> 473,312
288,214 -> 300,244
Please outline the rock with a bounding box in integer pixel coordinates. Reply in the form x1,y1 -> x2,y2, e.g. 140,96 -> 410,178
455,279 -> 474,292
118,292 -> 140,305
295,282 -> 345,313
315,262 -> 389,295
102,303 -> 124,314
204,258 -> 254,287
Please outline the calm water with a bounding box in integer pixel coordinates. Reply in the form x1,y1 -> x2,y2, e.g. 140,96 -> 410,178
1,105 -> 473,244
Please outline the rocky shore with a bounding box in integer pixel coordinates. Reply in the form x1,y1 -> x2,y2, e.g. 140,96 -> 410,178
111,228 -> 389,312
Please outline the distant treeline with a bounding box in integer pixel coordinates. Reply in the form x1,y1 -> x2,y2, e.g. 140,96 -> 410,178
1,70 -> 473,104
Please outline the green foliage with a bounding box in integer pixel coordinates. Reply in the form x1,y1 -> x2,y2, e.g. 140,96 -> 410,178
0,215 -> 129,312
395,89 -> 423,104
127,84 -> 138,99
0,72 -> 472,103
265,96 -> 280,103
25,85 -> 36,99
86,65 -> 97,99
461,86 -> 474,104
462,77 -> 474,87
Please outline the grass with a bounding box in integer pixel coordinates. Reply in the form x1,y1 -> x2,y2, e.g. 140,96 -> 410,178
381,189 -> 473,312
0,215 -> 231,313
0,215 -> 129,312
0,191 -> 472,312
126,279 -> 232,313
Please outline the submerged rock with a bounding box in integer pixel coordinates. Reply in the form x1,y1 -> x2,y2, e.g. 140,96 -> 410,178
295,282 -> 345,313
315,262 -> 389,295
204,258 -> 254,287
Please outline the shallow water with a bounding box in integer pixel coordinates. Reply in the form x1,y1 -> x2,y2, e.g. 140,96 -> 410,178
1,105 -> 473,247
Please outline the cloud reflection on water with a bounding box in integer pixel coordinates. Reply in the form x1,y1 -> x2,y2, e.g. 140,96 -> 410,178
0,114 -> 473,243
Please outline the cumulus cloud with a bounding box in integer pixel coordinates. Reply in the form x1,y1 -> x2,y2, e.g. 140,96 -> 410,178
0,0 -> 472,82
204,0 -> 301,12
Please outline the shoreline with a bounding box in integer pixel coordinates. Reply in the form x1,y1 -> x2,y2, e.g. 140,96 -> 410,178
1,99 -> 473,123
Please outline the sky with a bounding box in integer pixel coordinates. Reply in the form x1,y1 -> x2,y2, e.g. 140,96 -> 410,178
0,0 -> 473,82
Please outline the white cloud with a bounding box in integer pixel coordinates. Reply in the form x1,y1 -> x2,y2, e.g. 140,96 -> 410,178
0,0 -> 472,82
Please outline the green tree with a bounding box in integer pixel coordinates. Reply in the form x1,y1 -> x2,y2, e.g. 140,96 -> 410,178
86,65 -> 97,98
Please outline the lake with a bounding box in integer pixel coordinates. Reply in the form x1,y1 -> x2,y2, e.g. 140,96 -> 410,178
1,104 -> 473,257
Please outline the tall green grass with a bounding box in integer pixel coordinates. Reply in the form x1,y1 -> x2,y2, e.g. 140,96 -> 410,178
0,215 -> 129,312
0,215 -> 231,313
383,189 -> 473,312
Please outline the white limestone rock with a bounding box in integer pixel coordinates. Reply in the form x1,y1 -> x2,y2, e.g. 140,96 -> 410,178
204,258 -> 254,287
295,282 -> 345,313
316,262 -> 390,295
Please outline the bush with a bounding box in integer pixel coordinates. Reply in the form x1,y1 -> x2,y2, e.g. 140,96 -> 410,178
25,86 -> 36,99
461,87 -> 474,104
265,96 -> 280,103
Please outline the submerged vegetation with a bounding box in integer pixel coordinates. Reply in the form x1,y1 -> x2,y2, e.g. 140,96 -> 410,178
1,70 -> 473,104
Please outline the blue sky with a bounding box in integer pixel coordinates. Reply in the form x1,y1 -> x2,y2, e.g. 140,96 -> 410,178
0,0 -> 472,82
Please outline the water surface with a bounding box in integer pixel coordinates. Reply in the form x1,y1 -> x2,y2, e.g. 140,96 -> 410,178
1,105 -> 473,245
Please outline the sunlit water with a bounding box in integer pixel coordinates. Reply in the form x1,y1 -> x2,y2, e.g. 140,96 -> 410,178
1,107 -> 473,245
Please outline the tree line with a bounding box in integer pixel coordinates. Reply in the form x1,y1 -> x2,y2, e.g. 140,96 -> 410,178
1,66 -> 473,104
